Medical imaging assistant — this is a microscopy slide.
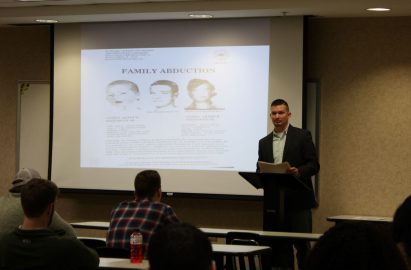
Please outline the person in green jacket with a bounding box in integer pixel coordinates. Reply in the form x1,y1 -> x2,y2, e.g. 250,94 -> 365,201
0,168 -> 76,237
0,178 -> 99,270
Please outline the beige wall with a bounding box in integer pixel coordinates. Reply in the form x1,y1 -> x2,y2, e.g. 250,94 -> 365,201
1,17 -> 411,235
307,17 -> 411,232
0,25 -> 50,193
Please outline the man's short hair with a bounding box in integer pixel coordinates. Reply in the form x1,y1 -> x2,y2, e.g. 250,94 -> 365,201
150,80 -> 179,95
304,222 -> 407,270
187,79 -> 216,97
107,80 -> 139,94
271,99 -> 289,111
148,223 -> 213,270
134,170 -> 161,199
393,195 -> 411,258
20,178 -> 59,218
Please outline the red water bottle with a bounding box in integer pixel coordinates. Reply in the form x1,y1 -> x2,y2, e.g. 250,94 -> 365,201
130,231 -> 143,263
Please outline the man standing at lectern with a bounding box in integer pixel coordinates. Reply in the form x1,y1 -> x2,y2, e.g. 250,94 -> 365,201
257,99 -> 319,270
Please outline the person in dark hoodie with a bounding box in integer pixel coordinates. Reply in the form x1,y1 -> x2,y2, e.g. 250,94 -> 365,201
0,178 -> 99,269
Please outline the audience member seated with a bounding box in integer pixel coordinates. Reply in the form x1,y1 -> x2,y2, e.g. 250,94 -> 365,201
393,195 -> 411,269
303,222 -> 407,270
0,168 -> 76,237
148,222 -> 214,270
106,170 -> 180,257
0,178 -> 99,269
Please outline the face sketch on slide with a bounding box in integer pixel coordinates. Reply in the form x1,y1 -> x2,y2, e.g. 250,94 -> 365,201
106,80 -> 140,111
185,79 -> 222,110
149,80 -> 179,111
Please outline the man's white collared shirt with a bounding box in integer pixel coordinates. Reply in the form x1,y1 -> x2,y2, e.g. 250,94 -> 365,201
272,127 -> 288,164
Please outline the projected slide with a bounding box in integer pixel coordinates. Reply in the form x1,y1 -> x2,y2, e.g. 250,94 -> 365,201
81,45 -> 269,171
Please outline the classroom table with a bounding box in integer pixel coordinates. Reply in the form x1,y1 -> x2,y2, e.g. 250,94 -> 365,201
97,244 -> 271,270
327,215 -> 393,223
71,221 -> 322,241
73,221 -> 320,270
99,258 -> 148,269
202,227 -> 322,241
72,221 -> 109,230
212,244 -> 271,270
327,214 -> 393,236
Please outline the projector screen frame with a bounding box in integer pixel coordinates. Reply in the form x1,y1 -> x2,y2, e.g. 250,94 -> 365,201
50,16 -> 307,199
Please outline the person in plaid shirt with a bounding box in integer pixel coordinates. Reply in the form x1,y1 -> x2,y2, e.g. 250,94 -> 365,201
106,170 -> 180,256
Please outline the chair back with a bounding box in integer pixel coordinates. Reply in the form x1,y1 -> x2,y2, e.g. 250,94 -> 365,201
226,232 -> 262,270
226,232 -> 260,245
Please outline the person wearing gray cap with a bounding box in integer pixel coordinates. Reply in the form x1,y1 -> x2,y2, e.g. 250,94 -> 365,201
0,168 -> 76,237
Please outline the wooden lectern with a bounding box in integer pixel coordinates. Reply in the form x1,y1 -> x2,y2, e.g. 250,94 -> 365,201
238,172 -> 310,231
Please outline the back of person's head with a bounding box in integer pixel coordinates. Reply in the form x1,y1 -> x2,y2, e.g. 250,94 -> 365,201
304,222 -> 407,270
148,223 -> 213,270
20,178 -> 59,218
9,168 -> 41,193
393,195 -> 411,259
134,170 -> 161,200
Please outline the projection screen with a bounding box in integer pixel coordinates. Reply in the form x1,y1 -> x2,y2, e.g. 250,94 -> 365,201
52,17 -> 304,197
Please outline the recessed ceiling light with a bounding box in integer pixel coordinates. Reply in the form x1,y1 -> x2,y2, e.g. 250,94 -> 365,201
35,19 -> 59,23
189,14 -> 213,19
366,7 -> 391,12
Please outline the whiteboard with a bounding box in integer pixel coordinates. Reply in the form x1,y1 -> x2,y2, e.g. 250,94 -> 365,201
18,82 -> 50,179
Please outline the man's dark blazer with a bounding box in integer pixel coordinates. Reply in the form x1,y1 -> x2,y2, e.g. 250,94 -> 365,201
257,124 -> 320,209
